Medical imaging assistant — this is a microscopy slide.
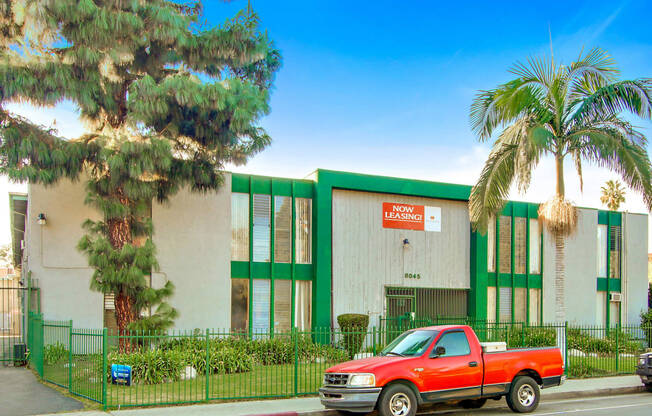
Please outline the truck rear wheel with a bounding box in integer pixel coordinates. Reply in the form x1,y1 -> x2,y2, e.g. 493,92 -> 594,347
377,384 -> 417,416
506,376 -> 540,413
646,383 -> 652,392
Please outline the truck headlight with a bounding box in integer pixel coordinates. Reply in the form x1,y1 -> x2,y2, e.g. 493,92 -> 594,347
639,357 -> 647,366
348,373 -> 376,387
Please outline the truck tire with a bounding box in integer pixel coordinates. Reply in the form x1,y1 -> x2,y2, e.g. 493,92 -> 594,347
646,383 -> 652,392
506,376 -> 540,413
460,398 -> 487,409
377,383 -> 418,416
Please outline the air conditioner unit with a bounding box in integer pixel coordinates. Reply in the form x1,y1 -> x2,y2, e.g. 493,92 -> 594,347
609,293 -> 622,302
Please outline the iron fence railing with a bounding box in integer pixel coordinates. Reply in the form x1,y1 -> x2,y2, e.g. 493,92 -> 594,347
25,314 -> 652,409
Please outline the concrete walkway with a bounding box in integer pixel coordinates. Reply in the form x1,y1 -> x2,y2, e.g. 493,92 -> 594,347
39,375 -> 646,416
0,366 -> 83,416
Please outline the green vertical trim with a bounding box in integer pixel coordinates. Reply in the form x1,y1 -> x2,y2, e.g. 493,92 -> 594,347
510,208 -> 515,323
291,183 -> 296,329
606,216 -> 611,330
539,228 -> 543,324
495,216 -> 500,322
469,230 -> 488,321
248,177 -> 254,336
270,188 -> 275,333
526,216 -> 531,324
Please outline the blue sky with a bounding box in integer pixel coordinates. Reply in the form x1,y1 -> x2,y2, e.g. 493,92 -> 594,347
2,0 -> 652,247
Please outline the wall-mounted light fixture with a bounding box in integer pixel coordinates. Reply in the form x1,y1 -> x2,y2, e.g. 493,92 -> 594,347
402,238 -> 410,249
37,213 -> 47,225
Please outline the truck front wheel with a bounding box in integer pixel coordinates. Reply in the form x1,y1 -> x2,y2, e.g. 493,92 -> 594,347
377,384 -> 417,416
506,376 -> 540,413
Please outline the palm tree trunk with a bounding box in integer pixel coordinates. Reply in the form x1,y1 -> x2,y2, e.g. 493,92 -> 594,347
554,233 -> 566,322
554,153 -> 566,323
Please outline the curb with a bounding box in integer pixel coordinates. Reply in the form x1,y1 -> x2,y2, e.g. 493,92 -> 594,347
286,385 -> 647,416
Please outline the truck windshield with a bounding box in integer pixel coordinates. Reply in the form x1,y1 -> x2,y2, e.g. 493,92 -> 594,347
380,330 -> 438,357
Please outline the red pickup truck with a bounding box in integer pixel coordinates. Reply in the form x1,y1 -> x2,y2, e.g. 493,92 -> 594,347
319,325 -> 564,415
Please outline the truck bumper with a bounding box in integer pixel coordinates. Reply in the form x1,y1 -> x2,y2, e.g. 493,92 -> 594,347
319,386 -> 382,413
635,367 -> 652,384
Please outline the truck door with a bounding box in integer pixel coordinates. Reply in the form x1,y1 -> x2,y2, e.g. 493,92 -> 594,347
420,329 -> 484,401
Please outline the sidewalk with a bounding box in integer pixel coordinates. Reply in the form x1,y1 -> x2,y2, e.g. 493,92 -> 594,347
41,375 -> 645,416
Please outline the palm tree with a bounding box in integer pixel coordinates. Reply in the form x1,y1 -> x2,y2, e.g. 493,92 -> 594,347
600,180 -> 626,211
469,48 -> 652,322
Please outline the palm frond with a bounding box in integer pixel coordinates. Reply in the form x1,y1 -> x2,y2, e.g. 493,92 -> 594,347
571,79 -> 652,123
576,128 -> 652,209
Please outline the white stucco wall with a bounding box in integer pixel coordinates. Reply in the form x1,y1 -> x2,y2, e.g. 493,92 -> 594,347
152,175 -> 232,330
624,213 -> 648,324
542,208 -> 649,325
26,180 -> 103,327
26,175 -> 233,330
331,189 -> 470,326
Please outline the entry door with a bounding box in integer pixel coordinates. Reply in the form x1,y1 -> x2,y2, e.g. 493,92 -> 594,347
387,296 -> 413,318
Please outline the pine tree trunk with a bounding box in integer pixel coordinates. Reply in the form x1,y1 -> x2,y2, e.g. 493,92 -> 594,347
554,233 -> 566,323
106,188 -> 135,352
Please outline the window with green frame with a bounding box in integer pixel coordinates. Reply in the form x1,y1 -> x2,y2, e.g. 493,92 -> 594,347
229,179 -> 314,333
485,203 -> 542,324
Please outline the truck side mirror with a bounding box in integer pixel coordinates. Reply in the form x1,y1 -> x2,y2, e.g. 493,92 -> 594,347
431,346 -> 446,358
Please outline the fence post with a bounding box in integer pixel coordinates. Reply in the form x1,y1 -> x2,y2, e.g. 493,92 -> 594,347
205,328 -> 210,402
68,320 -> 73,392
521,322 -> 525,347
564,321 -> 568,376
615,324 -> 620,373
102,328 -> 107,410
293,327 -> 299,397
372,327 -> 377,355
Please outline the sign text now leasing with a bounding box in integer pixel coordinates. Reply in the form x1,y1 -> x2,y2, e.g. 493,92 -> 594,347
382,202 -> 441,232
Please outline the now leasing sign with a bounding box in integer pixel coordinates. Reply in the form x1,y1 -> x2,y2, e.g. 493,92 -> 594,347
382,202 -> 441,232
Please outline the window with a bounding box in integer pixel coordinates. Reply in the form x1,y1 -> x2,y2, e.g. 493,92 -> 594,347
296,198 -> 312,264
434,331 -> 471,357
230,279 -> 249,331
609,301 -> 619,325
529,219 -> 541,274
609,226 -> 621,279
231,193 -> 249,261
528,288 -> 540,324
295,280 -> 312,330
487,216 -> 496,272
253,194 -> 271,262
597,225 -> 607,277
514,218 -> 526,274
273,279 -> 291,332
514,287 -> 527,323
499,287 -> 512,323
487,287 -> 497,323
499,216 -> 512,273
274,196 -> 292,263
415,288 -> 468,318
252,279 -> 271,333
381,330 -> 438,357
596,292 -> 606,326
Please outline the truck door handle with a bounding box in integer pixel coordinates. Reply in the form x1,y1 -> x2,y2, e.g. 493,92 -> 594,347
469,361 -> 478,367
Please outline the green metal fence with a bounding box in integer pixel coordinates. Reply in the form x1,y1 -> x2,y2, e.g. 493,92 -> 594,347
25,316 -> 652,409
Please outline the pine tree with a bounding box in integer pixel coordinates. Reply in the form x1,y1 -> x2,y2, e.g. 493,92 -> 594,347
0,1 -> 281,344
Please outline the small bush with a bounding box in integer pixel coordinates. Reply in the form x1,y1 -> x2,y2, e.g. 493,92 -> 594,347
108,349 -> 186,384
641,309 -> 652,347
337,314 -> 369,359
507,327 -> 557,348
568,328 -> 641,355
44,342 -> 68,365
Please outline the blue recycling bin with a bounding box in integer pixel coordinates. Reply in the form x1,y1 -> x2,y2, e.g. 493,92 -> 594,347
111,364 -> 132,386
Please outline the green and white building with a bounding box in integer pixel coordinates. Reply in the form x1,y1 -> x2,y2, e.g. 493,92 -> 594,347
10,169 -> 649,331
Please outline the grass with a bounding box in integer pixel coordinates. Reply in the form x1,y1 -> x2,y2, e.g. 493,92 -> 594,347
568,354 -> 639,378
44,356 -> 334,408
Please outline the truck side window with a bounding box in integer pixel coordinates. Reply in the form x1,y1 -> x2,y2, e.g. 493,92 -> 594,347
433,331 -> 471,357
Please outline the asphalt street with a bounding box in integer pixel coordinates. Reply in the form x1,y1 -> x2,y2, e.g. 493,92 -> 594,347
414,393 -> 652,415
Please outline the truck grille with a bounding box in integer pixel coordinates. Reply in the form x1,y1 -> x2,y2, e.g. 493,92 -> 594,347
323,373 -> 349,386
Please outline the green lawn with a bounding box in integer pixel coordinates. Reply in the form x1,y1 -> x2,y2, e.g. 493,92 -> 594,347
568,354 -> 639,378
